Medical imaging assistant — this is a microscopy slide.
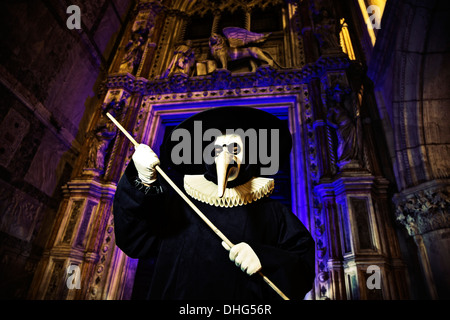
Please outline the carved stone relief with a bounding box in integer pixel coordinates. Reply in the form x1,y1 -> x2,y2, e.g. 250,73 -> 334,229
312,8 -> 342,55
24,131 -> 68,196
119,26 -> 151,75
83,91 -> 127,177
43,260 -> 65,300
394,188 -> 450,236
0,108 -> 30,167
323,70 -> 370,173
62,201 -> 84,244
0,181 -> 42,242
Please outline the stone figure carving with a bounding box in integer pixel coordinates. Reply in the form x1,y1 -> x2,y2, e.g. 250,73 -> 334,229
326,84 -> 363,168
313,8 -> 342,54
84,100 -> 124,173
119,27 -> 149,74
161,40 -> 196,78
209,27 -> 281,72
0,188 -> 41,241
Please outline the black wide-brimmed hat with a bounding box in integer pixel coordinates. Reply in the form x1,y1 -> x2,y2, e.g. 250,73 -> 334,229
160,106 -> 292,175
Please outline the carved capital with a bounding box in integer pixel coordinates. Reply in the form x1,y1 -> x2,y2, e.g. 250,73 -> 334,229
394,188 -> 450,236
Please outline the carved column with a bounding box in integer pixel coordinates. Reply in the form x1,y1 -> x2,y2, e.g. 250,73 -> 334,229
314,185 -> 347,300
27,177 -> 118,299
394,184 -> 450,299
314,171 -> 408,299
296,0 -> 320,64
211,9 -> 221,35
27,86 -> 137,299
244,6 -> 252,31
307,62 -> 408,299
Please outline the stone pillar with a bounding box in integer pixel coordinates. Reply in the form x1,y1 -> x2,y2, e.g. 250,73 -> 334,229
394,184 -> 450,299
307,63 -> 408,299
314,186 -> 347,300
315,171 -> 408,299
27,86 -> 137,299
27,177 -> 118,299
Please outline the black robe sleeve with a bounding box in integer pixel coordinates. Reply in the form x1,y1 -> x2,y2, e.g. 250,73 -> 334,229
249,202 -> 315,300
113,162 -> 183,259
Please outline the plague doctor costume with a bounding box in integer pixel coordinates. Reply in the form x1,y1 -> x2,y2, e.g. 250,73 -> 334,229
113,106 -> 315,300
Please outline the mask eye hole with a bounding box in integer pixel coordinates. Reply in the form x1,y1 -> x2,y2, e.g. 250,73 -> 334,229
228,143 -> 241,155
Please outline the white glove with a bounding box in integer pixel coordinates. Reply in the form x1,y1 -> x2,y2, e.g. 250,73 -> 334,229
222,241 -> 262,276
132,144 -> 160,185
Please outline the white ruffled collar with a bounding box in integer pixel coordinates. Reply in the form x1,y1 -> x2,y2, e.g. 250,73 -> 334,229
184,175 -> 274,208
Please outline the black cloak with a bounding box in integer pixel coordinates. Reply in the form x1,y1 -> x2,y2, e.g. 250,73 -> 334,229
114,106 -> 315,300
113,162 -> 315,300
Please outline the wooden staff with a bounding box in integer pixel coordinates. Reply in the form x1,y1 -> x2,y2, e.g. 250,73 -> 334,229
106,112 -> 290,300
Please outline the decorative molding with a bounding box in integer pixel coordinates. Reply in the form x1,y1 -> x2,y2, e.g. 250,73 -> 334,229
106,56 -> 351,95
137,0 -> 164,13
312,195 -> 329,299
63,178 -> 117,200
182,0 -> 288,17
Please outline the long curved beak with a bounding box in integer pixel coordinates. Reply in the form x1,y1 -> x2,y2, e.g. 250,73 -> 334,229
216,151 -> 235,198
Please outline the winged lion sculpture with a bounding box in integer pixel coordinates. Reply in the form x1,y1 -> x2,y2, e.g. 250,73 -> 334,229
209,27 -> 282,72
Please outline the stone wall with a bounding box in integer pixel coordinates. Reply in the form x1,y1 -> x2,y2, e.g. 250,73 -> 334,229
0,0 -> 133,299
368,0 -> 450,299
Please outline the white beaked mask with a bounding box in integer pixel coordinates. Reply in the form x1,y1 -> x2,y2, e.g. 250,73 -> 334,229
214,133 -> 244,197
